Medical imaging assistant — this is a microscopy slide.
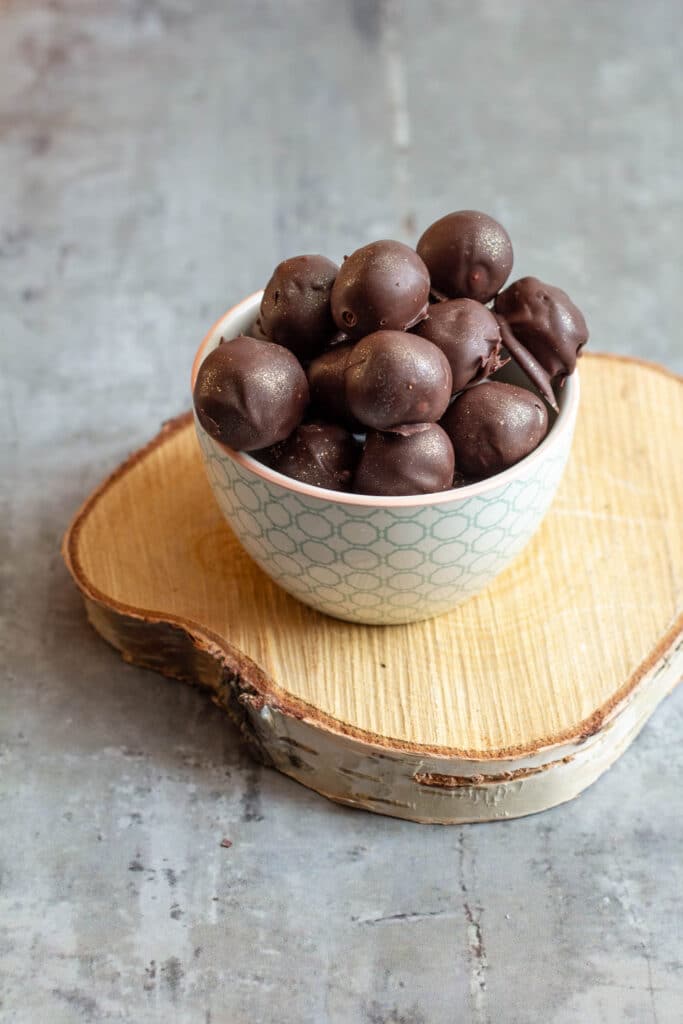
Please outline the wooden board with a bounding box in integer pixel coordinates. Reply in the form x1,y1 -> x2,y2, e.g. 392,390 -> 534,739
62,354 -> 683,823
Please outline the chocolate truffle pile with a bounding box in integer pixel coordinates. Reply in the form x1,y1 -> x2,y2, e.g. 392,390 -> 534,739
193,212 -> 588,496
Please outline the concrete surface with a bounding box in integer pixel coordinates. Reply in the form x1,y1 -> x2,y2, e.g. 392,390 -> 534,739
1,1 -> 682,1021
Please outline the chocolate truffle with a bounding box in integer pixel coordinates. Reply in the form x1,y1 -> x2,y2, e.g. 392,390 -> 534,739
330,240 -> 430,340
346,330 -> 452,431
267,422 -> 359,491
494,276 -> 589,384
413,298 -> 506,394
441,381 -> 548,479
307,343 -> 362,431
259,255 -> 339,361
417,210 -> 513,303
193,336 -> 309,451
354,424 -> 455,496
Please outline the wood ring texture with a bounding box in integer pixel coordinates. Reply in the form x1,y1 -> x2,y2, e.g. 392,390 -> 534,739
62,355 -> 683,823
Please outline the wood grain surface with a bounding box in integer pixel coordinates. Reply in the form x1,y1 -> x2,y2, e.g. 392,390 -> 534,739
65,354 -> 683,762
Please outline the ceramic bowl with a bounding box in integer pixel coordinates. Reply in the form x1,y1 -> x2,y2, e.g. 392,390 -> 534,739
191,292 -> 579,625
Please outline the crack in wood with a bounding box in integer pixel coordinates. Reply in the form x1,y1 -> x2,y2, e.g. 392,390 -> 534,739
414,756 -> 574,788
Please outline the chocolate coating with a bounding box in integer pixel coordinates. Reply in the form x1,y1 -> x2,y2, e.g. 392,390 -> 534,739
246,318 -> 271,342
307,343 -> 362,430
193,336 -> 309,451
346,330 -> 452,431
260,255 -> 339,361
354,424 -> 455,496
495,314 -> 558,413
266,422 -> 359,491
417,210 -> 513,303
413,298 -> 506,394
441,381 -> 548,479
330,240 -> 430,340
494,276 -> 588,383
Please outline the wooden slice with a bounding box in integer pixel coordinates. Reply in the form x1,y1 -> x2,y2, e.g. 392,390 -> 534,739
62,354 -> 683,823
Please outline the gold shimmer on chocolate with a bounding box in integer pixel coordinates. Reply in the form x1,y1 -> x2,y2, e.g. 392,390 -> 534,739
354,423 -> 455,496
259,254 -> 339,361
195,209 -> 587,496
417,210 -> 513,303
495,276 -> 589,384
495,314 -> 559,413
307,343 -> 362,430
413,298 -> 506,394
441,381 -> 549,479
331,240 -> 430,340
345,330 -> 452,431
265,422 -> 360,491
193,336 -> 309,451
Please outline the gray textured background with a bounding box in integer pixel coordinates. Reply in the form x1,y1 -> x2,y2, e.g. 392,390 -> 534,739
1,1 -> 682,1022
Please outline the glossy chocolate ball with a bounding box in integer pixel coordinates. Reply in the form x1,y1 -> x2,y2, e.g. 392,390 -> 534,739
266,422 -> 359,492
441,381 -> 548,478
346,330 -> 452,431
260,255 -> 338,361
330,240 -> 430,340
417,210 -> 513,303
307,343 -> 362,431
193,336 -> 309,451
413,298 -> 505,394
354,424 -> 455,496
494,276 -> 588,383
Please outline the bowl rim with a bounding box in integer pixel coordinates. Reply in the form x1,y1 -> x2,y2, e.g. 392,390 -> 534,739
191,291 -> 581,508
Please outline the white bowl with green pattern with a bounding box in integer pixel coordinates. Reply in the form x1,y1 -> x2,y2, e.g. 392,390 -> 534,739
192,293 -> 579,625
